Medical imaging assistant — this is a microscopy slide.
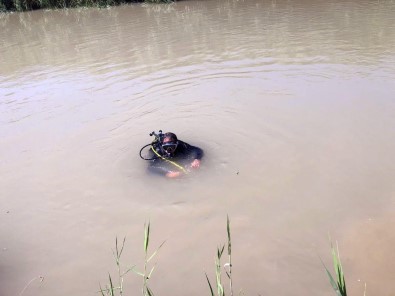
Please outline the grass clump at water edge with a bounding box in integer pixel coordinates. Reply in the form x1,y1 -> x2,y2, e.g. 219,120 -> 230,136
100,217 -> 357,296
0,0 -> 173,12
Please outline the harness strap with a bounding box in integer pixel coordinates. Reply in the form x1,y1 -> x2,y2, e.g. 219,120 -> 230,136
151,146 -> 188,174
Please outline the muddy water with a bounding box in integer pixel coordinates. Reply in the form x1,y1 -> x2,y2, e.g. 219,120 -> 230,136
1,0 -> 395,295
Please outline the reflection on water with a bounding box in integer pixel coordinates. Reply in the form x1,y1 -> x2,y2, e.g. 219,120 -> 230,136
0,0 -> 395,296
1,0 -> 395,76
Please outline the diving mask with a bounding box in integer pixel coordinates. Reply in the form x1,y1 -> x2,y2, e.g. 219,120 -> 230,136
162,141 -> 178,154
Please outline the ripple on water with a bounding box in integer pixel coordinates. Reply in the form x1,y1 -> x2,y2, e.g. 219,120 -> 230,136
1,2 -> 395,295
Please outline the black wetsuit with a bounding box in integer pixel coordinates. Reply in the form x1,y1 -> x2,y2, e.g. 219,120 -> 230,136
148,140 -> 203,176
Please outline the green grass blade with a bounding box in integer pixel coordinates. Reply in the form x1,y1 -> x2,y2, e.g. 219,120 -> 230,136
148,265 -> 156,279
324,262 -> 340,293
115,237 -> 119,259
331,242 -> 340,281
339,275 -> 347,296
205,273 -> 215,296
119,237 -> 126,258
322,238 -> 348,296
227,215 -> 231,256
226,271 -> 231,279
217,282 -> 224,296
218,245 -> 225,259
131,267 -> 145,277
144,222 -> 150,253
146,286 -> 155,296
331,242 -> 347,296
147,240 -> 166,263
99,283 -> 106,296
121,265 -> 136,277
108,274 -> 114,296
111,249 -> 118,265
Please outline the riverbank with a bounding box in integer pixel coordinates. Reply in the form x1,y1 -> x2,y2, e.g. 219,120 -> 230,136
0,0 -> 172,12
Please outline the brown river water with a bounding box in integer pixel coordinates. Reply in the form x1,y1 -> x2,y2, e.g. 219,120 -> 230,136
1,0 -> 395,295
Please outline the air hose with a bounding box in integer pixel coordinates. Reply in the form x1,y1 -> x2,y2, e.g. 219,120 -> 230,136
139,142 -> 188,174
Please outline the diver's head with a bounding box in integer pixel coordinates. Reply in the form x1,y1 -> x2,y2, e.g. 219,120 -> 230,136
162,132 -> 178,155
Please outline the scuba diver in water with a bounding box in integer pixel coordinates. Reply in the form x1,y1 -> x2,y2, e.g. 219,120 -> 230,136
140,130 -> 204,178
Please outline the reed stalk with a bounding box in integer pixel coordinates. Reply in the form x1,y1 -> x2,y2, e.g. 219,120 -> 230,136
98,218 -> 359,296
99,222 -> 164,296
134,221 -> 165,296
99,236 -> 135,296
205,215 -> 234,296
226,215 -> 233,296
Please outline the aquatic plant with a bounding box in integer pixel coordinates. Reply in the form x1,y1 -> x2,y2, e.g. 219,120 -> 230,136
99,237 -> 131,296
100,218 -> 356,296
139,221 -> 166,296
99,221 -> 165,296
205,215 -> 234,296
322,240 -> 347,296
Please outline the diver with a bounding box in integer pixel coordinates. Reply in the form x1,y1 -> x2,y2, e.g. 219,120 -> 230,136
140,131 -> 203,178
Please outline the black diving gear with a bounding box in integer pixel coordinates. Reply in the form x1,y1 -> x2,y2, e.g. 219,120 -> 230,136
139,130 -> 204,176
148,140 -> 203,176
162,141 -> 178,154
139,130 -> 166,161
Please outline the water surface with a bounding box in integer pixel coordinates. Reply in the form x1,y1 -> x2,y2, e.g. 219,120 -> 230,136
1,0 -> 395,295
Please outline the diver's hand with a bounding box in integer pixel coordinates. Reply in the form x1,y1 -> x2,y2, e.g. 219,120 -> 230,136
166,171 -> 182,178
191,159 -> 201,169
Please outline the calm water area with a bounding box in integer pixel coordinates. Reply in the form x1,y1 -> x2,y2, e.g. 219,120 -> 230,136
1,0 -> 395,295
